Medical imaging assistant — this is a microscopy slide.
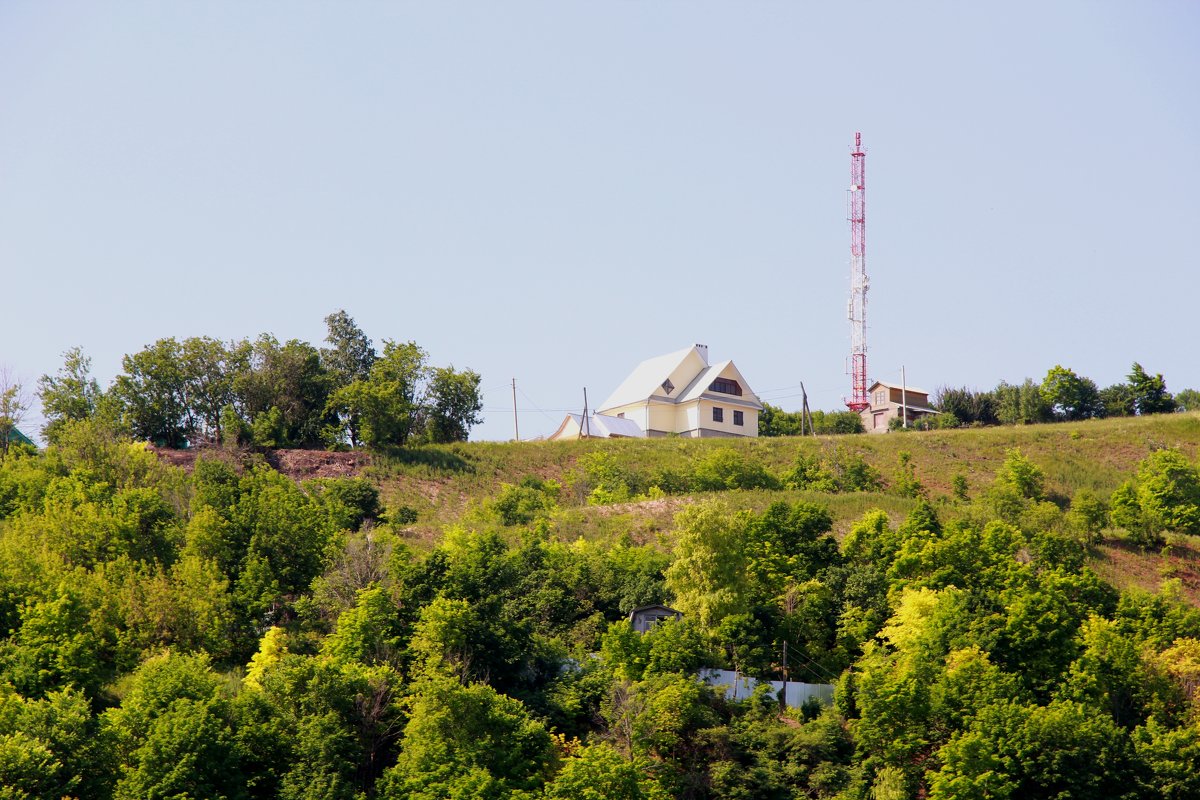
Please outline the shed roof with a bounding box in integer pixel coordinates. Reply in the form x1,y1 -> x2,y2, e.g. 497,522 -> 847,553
551,413 -> 645,440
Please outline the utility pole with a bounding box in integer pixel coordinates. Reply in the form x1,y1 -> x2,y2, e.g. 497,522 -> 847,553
511,378 -> 519,441
580,388 -> 590,439
901,366 -> 908,429
801,382 -> 814,436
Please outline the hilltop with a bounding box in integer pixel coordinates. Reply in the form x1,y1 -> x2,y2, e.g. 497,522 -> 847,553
359,411 -> 1200,601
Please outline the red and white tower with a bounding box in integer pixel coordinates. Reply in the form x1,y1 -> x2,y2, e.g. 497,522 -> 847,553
845,132 -> 869,412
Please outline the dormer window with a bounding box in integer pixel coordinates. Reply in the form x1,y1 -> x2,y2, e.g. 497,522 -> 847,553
662,379 -> 675,395
709,378 -> 742,396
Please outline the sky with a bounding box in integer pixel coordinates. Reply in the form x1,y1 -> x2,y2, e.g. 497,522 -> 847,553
2,2 -> 1198,442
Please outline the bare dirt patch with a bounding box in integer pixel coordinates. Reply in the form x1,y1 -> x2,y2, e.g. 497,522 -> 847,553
149,445 -> 367,482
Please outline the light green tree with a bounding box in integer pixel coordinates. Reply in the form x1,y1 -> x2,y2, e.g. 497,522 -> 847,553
1040,365 -> 1100,420
37,347 -> 101,446
664,500 -> 750,630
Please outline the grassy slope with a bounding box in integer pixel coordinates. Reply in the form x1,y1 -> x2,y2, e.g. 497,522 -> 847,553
368,412 -> 1200,601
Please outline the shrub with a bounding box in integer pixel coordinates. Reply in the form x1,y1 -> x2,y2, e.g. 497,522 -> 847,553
691,448 -> 779,492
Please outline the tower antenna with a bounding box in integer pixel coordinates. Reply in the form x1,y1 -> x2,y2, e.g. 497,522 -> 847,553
845,132 -> 869,412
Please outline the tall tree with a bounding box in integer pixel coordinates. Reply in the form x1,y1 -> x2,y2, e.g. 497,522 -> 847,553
1128,362 -> 1175,415
179,337 -> 245,443
37,347 -> 102,445
234,335 -> 332,447
1040,365 -> 1100,421
112,339 -> 190,447
422,366 -> 483,444
664,501 -> 750,630
320,310 -> 377,389
321,311 -> 377,447
330,340 -> 427,448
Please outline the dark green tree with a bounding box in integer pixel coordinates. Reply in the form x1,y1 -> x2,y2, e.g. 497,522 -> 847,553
235,335 -> 333,447
320,311 -> 377,447
423,366 -> 483,444
1129,362 -> 1175,415
112,338 -> 190,447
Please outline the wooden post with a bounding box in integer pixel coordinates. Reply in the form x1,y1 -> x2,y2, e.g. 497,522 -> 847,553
511,378 -> 519,441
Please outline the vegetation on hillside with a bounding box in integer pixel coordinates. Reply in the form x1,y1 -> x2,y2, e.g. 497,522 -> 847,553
1,410 -> 1200,797
34,311 -> 484,451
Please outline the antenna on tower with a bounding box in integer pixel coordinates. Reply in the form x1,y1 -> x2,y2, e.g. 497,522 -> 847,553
845,132 -> 869,412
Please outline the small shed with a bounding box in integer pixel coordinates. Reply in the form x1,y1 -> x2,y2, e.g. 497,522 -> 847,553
628,604 -> 683,634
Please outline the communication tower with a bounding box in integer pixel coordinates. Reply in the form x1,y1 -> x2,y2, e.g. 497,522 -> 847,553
845,132 -> 869,412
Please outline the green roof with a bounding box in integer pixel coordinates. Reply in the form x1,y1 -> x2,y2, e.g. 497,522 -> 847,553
5,428 -> 35,447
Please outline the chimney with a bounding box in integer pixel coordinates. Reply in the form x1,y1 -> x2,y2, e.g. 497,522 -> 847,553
695,343 -> 709,365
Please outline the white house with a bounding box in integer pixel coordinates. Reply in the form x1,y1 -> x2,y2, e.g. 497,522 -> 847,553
550,344 -> 763,440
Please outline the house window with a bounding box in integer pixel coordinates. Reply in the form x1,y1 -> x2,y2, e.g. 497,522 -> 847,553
662,379 -> 675,395
709,378 -> 742,396
733,410 -> 744,426
712,407 -> 724,423
874,390 -> 886,405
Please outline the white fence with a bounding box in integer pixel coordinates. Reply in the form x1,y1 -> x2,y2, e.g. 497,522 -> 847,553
697,668 -> 835,709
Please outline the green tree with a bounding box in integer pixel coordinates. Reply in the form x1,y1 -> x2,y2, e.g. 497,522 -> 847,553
758,402 -> 805,437
0,368 -> 31,458
423,366 -> 483,444
929,700 -> 1137,800
1040,365 -> 1100,421
1129,362 -> 1175,415
379,677 -> 554,800
1109,449 -> 1200,542
1175,388 -> 1200,412
665,501 -> 750,630
330,340 -> 427,448
112,338 -> 190,447
320,310 -> 377,447
544,743 -> 669,800
235,335 -> 333,448
1099,382 -> 1137,417
179,336 -> 245,443
994,379 -> 1052,425
37,347 -> 102,446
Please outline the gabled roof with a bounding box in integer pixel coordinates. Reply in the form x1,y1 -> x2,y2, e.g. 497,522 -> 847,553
597,345 -> 700,412
677,361 -> 764,410
868,380 -> 930,396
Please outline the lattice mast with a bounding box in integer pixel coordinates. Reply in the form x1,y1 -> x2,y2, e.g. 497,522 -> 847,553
845,132 -> 869,412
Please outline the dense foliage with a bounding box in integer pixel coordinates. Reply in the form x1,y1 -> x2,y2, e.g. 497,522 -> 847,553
1,416 -> 1200,799
37,312 -> 483,451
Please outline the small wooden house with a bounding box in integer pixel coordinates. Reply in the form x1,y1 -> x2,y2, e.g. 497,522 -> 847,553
860,381 -> 938,433
628,604 -> 683,634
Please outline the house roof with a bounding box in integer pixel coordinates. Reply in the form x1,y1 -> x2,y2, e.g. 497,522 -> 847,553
628,604 -> 682,619
550,413 -> 645,440
677,361 -> 764,410
869,380 -> 930,396
597,345 -> 699,412
5,428 -> 34,447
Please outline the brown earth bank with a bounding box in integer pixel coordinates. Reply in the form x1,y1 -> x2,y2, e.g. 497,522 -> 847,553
148,445 -> 367,481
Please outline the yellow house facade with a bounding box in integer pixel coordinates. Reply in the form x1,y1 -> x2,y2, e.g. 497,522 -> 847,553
555,344 -> 762,439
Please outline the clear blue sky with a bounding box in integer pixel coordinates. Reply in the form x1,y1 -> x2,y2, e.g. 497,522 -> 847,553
2,2 -> 1197,441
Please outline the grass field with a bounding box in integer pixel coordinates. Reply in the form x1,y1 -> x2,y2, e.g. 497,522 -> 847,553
364,412 -> 1200,602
